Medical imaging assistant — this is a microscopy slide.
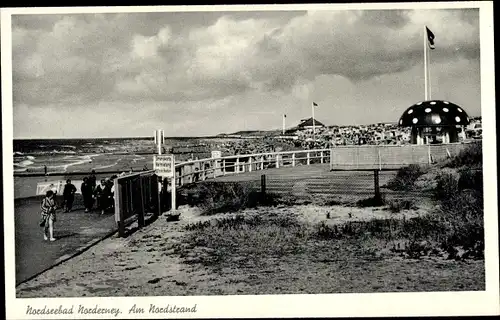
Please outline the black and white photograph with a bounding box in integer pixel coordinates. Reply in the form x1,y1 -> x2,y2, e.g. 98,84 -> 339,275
2,2 -> 499,319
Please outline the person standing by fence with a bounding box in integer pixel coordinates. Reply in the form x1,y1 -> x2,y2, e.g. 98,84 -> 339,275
81,177 -> 94,213
88,170 -> 97,192
40,190 -> 57,241
95,179 -> 113,215
63,179 -> 77,212
94,179 -> 106,215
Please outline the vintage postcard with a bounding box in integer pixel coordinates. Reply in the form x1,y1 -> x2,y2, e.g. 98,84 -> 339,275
2,2 -> 499,319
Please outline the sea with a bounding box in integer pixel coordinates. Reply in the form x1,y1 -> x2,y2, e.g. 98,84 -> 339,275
11,137 -> 249,198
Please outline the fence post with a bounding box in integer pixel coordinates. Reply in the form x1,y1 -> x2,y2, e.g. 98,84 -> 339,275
428,144 -> 432,164
276,154 -> 280,169
329,148 -> 333,170
249,157 -> 253,172
261,156 -> 264,170
223,159 -> 226,175
114,180 -> 125,237
156,175 -> 161,218
374,170 -> 381,201
236,157 -> 240,174
171,175 -> 176,212
320,151 -> 324,164
307,152 -> 311,165
378,147 -> 382,171
261,174 -> 266,198
138,176 -> 145,228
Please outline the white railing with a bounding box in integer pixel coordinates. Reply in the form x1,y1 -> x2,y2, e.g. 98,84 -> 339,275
171,141 -> 479,188
173,148 -> 331,187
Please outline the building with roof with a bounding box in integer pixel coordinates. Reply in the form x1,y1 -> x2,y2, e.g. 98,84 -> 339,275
399,100 -> 470,145
297,117 -> 326,130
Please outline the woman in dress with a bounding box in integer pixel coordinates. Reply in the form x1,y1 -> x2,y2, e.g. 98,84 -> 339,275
81,177 -> 94,213
40,190 -> 57,241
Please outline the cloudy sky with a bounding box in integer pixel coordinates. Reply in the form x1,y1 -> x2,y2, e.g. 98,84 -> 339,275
10,6 -> 481,138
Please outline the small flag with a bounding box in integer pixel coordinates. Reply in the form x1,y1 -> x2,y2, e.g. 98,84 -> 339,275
313,102 -> 318,107
284,114 -> 286,118
426,26 -> 435,50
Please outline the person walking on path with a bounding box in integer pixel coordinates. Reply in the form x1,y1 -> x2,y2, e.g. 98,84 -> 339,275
62,179 -> 77,212
94,179 -> 112,215
40,190 -> 57,241
81,177 -> 94,212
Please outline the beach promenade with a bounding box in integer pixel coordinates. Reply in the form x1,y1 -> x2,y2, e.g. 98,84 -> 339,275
15,197 -> 117,285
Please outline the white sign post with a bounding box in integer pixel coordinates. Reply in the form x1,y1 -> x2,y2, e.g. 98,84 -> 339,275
154,129 -> 165,155
211,150 -> 222,158
211,151 -> 222,177
154,154 -> 176,212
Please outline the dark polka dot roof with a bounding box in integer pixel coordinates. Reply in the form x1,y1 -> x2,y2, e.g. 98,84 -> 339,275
399,100 -> 470,127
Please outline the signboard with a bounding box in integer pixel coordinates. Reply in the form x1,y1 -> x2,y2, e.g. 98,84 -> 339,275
36,180 -> 84,196
154,155 -> 174,178
211,151 -> 222,158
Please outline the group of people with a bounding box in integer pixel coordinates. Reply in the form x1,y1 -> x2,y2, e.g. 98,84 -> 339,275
80,170 -> 116,215
40,170 -> 117,242
58,170 -> 116,215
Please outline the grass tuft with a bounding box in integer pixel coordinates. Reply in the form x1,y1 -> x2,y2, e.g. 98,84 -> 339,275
386,164 -> 428,191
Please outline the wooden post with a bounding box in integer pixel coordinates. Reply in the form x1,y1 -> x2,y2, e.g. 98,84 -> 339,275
428,144 -> 432,164
374,170 -> 381,201
171,158 -> 177,212
128,180 -> 134,217
156,176 -> 161,218
292,153 -> 296,167
223,159 -> 226,175
261,174 -> 266,197
236,157 -> 240,174
178,166 -> 183,186
261,156 -> 264,170
114,180 -> 125,237
320,151 -> 324,164
307,152 -> 311,165
330,148 -> 333,170
378,147 -> 382,171
138,176 -> 145,228
276,154 -> 280,169
249,157 -> 253,172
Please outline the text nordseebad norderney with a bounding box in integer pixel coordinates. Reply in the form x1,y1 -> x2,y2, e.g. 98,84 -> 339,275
26,303 -> 198,317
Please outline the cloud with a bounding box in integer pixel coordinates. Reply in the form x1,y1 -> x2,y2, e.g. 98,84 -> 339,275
11,9 -> 480,109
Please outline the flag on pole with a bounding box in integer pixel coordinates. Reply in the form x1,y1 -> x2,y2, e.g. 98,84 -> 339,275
426,26 -> 435,50
313,102 -> 318,107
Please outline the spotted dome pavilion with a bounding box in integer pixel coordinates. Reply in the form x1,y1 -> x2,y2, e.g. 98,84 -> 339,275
398,100 -> 470,144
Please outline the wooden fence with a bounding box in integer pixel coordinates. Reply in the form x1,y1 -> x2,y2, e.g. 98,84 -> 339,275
114,170 -> 160,237
330,142 -> 476,170
174,149 -> 331,187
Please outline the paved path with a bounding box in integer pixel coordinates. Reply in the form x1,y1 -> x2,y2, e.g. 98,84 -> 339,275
14,196 -> 117,285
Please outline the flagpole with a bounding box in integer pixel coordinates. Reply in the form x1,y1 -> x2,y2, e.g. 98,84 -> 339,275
428,40 -> 432,100
282,114 -> 286,135
424,25 -> 428,100
312,102 -> 316,141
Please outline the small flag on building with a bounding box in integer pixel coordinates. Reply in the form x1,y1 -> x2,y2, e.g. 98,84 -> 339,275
313,102 -> 318,107
426,26 -> 435,50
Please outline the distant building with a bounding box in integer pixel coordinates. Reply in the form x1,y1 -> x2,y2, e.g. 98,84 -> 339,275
297,117 -> 326,130
399,100 -> 470,145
